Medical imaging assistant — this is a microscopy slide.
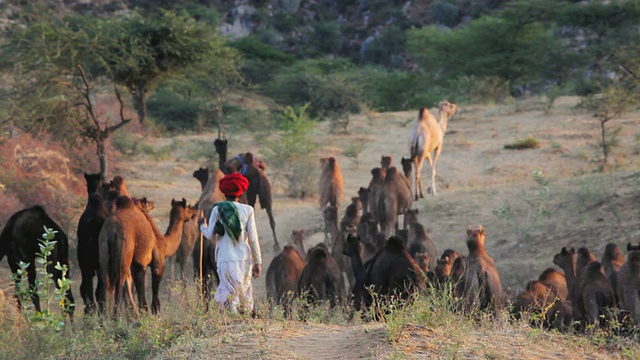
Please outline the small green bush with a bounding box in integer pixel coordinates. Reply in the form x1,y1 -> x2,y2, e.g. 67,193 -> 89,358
504,136 -> 540,150
147,88 -> 205,131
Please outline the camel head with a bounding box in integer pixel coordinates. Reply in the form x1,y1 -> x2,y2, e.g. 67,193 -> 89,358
627,243 -> 640,252
291,229 -> 304,244
170,198 -> 190,222
323,204 -> 338,222
380,155 -> 392,169
84,172 -> 103,195
370,167 -> 386,181
466,225 -> 486,252
405,208 -> 419,225
134,197 -> 155,213
193,167 -> 209,180
400,157 -> 412,178
343,233 -> 363,259
213,138 -> 228,154
438,100 -> 460,132
553,247 -> 576,268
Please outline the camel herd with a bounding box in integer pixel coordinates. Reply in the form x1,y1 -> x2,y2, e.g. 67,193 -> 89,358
1,102 -> 640,339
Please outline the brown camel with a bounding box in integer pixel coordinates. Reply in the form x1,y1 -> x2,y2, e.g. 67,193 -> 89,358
97,197 -> 191,314
356,213 -> 378,246
171,204 -> 200,281
576,246 -> 597,275
376,167 -> 412,239
319,157 -> 344,210
511,279 -> 572,331
198,168 -> 226,219
601,242 -> 625,305
616,243 -> 640,323
192,167 -> 209,191
433,249 -> 461,286
409,100 -> 459,198
367,167 -> 386,219
553,247 -> 615,328
291,230 -> 307,262
357,187 -> 369,216
266,245 -> 305,317
0,206 -> 75,316
340,197 -> 362,232
452,225 -> 504,313
538,267 -> 569,301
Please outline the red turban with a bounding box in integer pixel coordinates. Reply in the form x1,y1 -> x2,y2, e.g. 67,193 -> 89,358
219,172 -> 249,197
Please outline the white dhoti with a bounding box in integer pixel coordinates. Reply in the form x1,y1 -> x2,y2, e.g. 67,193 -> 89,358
215,260 -> 254,313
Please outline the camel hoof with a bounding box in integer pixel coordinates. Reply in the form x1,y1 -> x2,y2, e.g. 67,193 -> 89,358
273,243 -> 281,252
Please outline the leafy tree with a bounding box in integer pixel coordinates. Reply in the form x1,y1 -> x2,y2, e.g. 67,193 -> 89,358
407,1 -> 565,89
105,9 -> 234,126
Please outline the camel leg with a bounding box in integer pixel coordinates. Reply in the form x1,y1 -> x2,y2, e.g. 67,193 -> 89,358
414,158 -> 425,200
131,263 -> 147,312
151,258 -> 165,314
80,268 -> 95,314
431,148 -> 441,196
266,206 -> 280,251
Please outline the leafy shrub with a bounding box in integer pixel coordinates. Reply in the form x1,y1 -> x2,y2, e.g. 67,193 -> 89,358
360,25 -> 407,69
504,136 -> 541,150
346,66 -> 429,111
147,88 -> 205,131
299,21 -> 343,57
261,105 -> 320,198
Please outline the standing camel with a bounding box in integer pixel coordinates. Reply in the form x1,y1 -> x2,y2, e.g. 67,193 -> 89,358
215,138 -> 280,250
1,206 -> 75,315
319,157 -> 344,211
409,100 -> 459,198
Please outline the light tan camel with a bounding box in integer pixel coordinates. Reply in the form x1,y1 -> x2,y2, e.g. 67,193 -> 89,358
409,100 -> 459,198
319,157 -> 344,210
198,169 -> 225,219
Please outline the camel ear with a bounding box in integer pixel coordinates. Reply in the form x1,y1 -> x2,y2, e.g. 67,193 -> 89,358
628,243 -> 633,251
467,226 -> 473,236
478,225 -> 485,236
371,168 -> 378,176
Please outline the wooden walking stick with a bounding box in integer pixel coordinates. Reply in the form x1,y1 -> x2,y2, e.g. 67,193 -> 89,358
199,211 -> 206,300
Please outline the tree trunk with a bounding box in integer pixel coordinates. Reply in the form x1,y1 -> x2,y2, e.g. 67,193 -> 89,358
97,140 -> 108,181
600,119 -> 608,169
132,86 -> 147,126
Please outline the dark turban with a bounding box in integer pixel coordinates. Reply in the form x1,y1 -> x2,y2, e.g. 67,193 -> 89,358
219,172 -> 249,197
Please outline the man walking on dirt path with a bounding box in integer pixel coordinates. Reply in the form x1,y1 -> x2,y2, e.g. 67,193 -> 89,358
200,171 -> 262,316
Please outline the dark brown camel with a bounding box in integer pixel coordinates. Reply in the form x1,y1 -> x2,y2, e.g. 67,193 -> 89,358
192,167 -> 209,191
296,243 -> 344,314
452,226 -> 504,313
97,197 -> 191,314
367,167 -> 386,219
553,247 -> 615,328
0,206 -> 75,315
223,151 -> 280,251
576,246 -> 597,275
400,157 -> 412,179
403,208 -> 438,271
376,167 -> 412,239
266,245 -> 304,317
357,187 -> 369,216
356,212 -> 378,246
77,192 -> 109,314
380,155 -> 392,169
343,234 -> 426,314
615,243 -> 640,323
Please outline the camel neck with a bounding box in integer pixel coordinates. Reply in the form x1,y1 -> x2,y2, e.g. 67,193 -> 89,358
438,111 -> 449,132
163,214 -> 186,257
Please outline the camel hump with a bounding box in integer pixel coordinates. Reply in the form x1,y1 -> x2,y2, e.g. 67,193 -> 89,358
418,107 -> 428,120
386,236 -> 405,251
115,195 -> 135,209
